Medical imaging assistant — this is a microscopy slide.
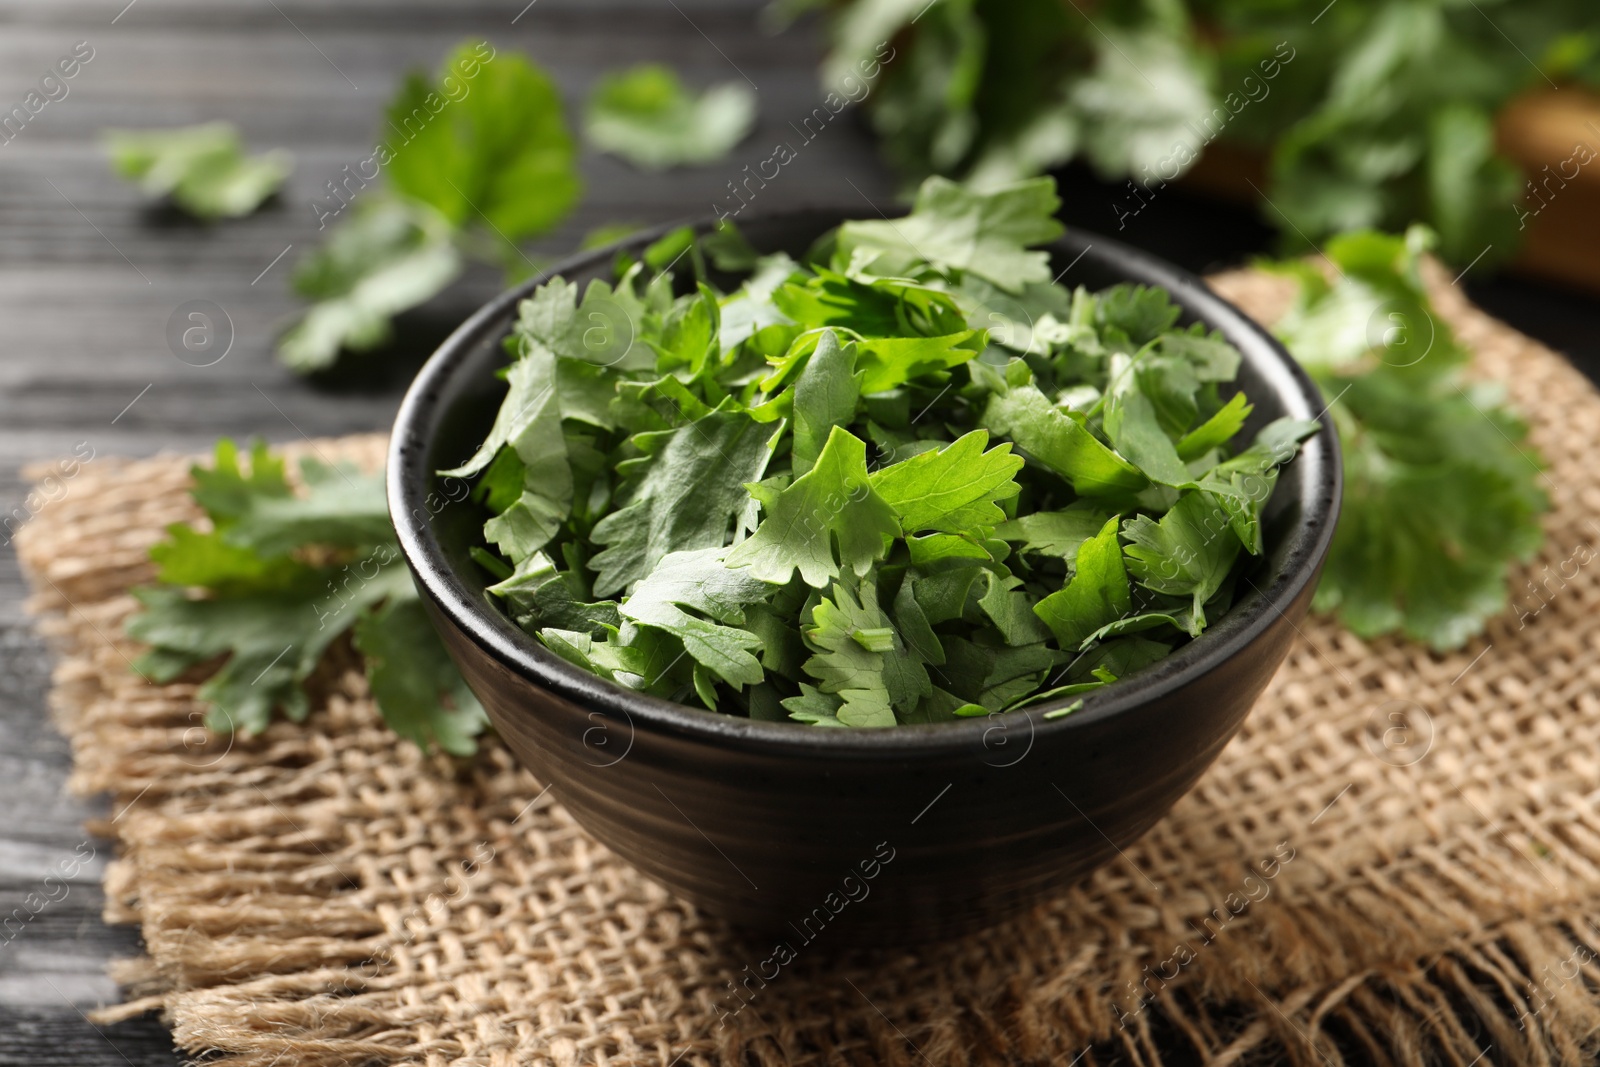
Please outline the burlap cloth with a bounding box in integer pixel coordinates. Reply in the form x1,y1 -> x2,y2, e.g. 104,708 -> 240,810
18,267 -> 1600,1067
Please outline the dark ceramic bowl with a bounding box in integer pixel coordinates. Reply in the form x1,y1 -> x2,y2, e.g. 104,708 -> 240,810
388,211 -> 1341,944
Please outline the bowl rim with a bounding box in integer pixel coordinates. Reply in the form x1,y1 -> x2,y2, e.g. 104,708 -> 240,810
388,209 -> 1342,759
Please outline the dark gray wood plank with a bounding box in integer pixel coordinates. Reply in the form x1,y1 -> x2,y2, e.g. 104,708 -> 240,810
0,1010 -> 176,1067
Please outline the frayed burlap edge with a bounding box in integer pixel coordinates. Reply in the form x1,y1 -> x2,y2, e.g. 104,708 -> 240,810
16,270 -> 1600,1066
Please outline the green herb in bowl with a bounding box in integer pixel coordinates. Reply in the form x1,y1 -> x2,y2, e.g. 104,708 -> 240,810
451,176 -> 1317,727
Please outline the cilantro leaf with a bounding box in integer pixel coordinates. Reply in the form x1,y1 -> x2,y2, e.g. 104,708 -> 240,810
150,439 -> 308,592
1066,31 -> 1214,181
836,177 -> 1064,291
724,426 -> 899,588
278,197 -> 463,373
446,343 -> 573,562
1177,393 -> 1253,461
768,271 -> 971,343
542,622 -> 691,700
1270,228 -> 1546,649
617,548 -> 773,687
106,122 -> 291,220
129,569 -> 405,733
651,284 -> 721,375
853,332 -> 984,392
798,0 -> 1552,265
488,551 -> 621,636
940,637 -> 1062,712
218,456 -> 394,555
719,252 -> 802,352
511,275 -> 657,372
993,503 -> 1110,559
1033,516 -> 1131,651
981,381 -> 1147,496
280,42 -> 581,372
149,523 -> 309,593
1121,490 -> 1241,626
1321,374 -> 1542,647
1269,227 -> 1469,379
445,174 -> 1319,725
792,577 -> 927,726
354,591 -> 488,756
585,64 -> 757,170
978,572 -> 1053,646
189,438 -> 291,516
589,404 -> 777,596
791,330 -> 860,476
1103,353 -> 1194,488
385,42 -> 579,244
1314,388 -> 1544,649
869,430 -> 1022,536
1195,416 -> 1319,555
782,684 -> 852,728
127,441 -> 486,753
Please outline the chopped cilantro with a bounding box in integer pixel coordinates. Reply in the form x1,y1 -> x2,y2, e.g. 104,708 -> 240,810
723,425 -> 900,587
453,174 -> 1318,725
837,178 -> 1064,292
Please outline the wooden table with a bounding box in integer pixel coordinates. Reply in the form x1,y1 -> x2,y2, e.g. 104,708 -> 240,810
1,3 -> 1596,1064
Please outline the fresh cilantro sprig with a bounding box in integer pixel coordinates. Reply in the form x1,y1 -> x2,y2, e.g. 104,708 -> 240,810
278,198 -> 465,373
452,175 -> 1318,727
105,122 -> 292,220
1267,226 -> 1548,649
126,440 -> 487,755
279,41 -> 582,372
791,0 -> 1598,264
279,43 -> 764,373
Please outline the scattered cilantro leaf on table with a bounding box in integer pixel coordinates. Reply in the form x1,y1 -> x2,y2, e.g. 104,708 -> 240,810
586,64 -> 757,170
452,174 -> 1319,726
355,596 -> 488,755
384,44 -> 580,246
278,198 -> 464,372
1267,225 -> 1548,649
105,122 -> 291,220
278,41 -> 581,372
126,440 -> 486,754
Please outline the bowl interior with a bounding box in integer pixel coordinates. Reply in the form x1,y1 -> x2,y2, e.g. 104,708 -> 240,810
390,211 -> 1339,748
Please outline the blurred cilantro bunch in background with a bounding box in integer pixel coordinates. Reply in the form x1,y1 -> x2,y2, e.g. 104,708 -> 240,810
274,43 -> 753,373
777,0 -> 1600,264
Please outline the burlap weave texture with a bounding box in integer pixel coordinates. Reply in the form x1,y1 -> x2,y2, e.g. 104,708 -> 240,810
17,268 -> 1600,1066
